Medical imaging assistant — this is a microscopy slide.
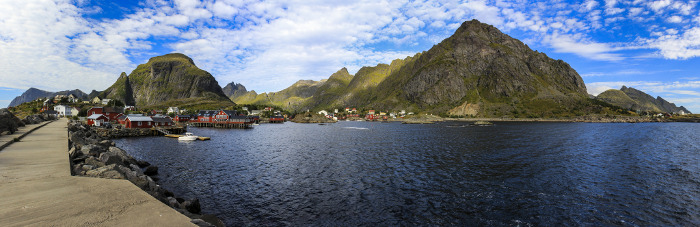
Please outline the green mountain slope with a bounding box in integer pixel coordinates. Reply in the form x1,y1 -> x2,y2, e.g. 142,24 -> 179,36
597,86 -> 691,114
286,19 -> 591,117
100,53 -> 233,109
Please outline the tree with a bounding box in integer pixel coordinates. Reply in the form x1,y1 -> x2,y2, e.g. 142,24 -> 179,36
107,99 -> 124,107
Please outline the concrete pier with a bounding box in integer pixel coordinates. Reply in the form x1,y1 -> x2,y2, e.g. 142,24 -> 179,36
0,120 -> 194,226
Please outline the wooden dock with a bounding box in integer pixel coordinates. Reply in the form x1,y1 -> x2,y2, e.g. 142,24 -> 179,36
189,122 -> 251,129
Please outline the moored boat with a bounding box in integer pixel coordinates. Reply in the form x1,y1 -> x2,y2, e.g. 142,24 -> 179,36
178,132 -> 198,141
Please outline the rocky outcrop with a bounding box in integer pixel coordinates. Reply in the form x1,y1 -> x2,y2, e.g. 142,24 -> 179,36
0,108 -> 25,135
290,112 -> 337,123
22,112 -> 57,125
67,121 -> 223,226
222,82 -> 248,100
100,53 -> 232,108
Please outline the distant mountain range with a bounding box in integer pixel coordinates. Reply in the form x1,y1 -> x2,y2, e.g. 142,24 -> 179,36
11,20 -> 690,117
596,86 -> 690,114
9,88 -> 88,107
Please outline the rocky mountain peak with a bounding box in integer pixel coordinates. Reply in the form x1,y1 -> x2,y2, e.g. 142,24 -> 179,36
100,53 -> 231,108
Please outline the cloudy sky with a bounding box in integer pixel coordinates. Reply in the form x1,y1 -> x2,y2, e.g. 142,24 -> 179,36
1,0 -> 699,112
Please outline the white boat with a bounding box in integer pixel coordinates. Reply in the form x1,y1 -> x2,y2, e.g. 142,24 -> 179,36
178,132 -> 198,141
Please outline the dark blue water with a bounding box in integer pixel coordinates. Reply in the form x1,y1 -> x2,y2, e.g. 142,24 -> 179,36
114,121 -> 700,226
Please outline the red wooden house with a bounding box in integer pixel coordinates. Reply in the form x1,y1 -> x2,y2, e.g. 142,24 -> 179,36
87,114 -> 108,126
124,115 -> 153,128
174,115 -> 191,122
269,115 -> 285,123
87,107 -> 124,121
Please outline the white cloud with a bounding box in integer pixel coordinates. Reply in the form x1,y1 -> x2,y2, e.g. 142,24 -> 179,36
0,0 -> 116,92
649,0 -> 672,12
581,0 -> 599,11
545,33 -> 624,61
646,27 -> 700,59
667,15 -> 683,23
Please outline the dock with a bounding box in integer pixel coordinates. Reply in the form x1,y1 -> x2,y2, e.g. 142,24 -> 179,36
0,119 -> 194,226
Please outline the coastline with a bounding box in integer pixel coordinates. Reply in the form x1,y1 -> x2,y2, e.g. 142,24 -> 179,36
66,120 -> 224,227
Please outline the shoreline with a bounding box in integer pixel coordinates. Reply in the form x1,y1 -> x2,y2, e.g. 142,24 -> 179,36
66,120 -> 224,227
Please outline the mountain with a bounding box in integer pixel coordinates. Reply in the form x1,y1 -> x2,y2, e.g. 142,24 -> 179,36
9,88 -> 88,107
100,53 -> 233,109
239,19 -> 594,118
232,79 -> 326,109
222,82 -> 248,100
88,90 -> 102,100
597,86 -> 691,114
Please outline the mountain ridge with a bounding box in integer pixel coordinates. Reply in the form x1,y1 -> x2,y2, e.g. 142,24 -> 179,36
100,53 -> 233,109
9,88 -> 88,107
234,19 -> 593,118
597,86 -> 690,114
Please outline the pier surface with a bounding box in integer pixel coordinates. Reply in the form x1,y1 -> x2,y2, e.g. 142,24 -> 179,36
0,120 -> 194,226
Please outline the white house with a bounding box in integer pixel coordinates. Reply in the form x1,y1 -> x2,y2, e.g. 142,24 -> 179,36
54,105 -> 72,117
70,107 -> 80,116
167,107 -> 179,115
318,110 -> 329,116
67,94 -> 77,103
101,99 -> 112,105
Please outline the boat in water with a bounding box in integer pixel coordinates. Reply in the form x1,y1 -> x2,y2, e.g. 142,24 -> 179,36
178,132 -> 198,141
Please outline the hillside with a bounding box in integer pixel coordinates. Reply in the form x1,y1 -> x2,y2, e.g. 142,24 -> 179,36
597,86 -> 690,114
244,19 -> 599,118
9,88 -> 88,107
232,79 -> 325,109
100,53 -> 233,109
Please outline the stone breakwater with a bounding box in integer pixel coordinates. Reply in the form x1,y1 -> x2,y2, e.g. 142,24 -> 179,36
67,121 -> 224,227
0,108 -> 56,135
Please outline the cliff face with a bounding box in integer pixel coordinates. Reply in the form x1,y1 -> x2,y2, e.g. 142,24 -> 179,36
9,88 -> 88,107
222,82 -> 248,100
272,20 -> 589,117
100,53 -> 232,108
597,86 -> 691,114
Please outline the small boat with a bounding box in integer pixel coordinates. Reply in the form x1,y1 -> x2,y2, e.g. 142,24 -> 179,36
178,132 -> 198,141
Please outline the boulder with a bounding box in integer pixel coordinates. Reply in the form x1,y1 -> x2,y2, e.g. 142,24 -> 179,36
200,215 -> 225,227
191,219 -> 215,227
181,199 -> 201,214
136,160 -> 151,168
85,164 -> 125,179
99,152 -> 122,166
98,140 -> 114,147
167,197 -> 181,208
0,108 -> 24,135
108,147 -> 136,165
144,166 -> 158,176
84,156 -> 105,168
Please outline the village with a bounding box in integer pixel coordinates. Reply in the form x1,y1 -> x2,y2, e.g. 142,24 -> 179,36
12,94 -> 419,134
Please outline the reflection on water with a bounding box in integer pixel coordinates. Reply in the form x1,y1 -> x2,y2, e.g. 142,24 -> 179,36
115,121 -> 700,226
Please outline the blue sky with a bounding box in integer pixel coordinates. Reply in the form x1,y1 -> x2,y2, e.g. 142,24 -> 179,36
1,0 -> 699,112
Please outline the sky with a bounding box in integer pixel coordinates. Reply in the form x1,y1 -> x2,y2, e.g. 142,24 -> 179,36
1,0 -> 699,112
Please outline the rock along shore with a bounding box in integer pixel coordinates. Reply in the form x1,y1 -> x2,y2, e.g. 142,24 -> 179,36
67,120 -> 224,227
